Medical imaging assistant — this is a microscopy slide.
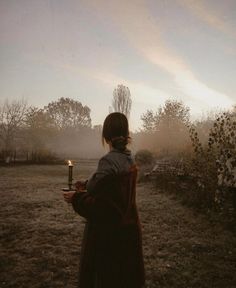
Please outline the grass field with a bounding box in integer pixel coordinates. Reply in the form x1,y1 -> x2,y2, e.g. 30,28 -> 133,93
1,163 -> 236,288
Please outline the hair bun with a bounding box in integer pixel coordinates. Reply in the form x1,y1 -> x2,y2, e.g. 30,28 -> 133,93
111,136 -> 128,151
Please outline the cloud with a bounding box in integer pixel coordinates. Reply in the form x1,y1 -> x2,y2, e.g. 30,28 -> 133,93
34,41 -> 168,105
146,46 -> 233,109
44,57 -> 173,130
49,58 -> 171,106
87,0 -> 235,110
92,69 -> 171,104
178,0 -> 236,39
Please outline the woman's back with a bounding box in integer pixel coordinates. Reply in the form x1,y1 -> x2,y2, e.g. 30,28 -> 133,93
72,150 -> 145,288
67,112 -> 145,287
87,148 -> 134,189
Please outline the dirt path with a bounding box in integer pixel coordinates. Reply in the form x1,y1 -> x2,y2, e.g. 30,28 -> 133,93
0,165 -> 236,288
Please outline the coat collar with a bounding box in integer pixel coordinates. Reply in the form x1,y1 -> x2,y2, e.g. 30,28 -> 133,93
110,148 -> 131,156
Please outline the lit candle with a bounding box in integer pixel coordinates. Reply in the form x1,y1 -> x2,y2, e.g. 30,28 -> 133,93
68,160 -> 73,190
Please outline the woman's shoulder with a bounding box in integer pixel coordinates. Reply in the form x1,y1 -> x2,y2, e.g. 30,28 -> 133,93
101,149 -> 134,162
87,150 -> 136,193
100,149 -> 135,174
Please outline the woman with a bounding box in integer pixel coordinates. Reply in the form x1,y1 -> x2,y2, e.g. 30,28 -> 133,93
63,112 -> 145,288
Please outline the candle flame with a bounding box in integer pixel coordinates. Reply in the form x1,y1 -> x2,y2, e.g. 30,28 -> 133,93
68,160 -> 73,166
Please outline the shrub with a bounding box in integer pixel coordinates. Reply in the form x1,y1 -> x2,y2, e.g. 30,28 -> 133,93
30,149 -> 58,163
135,149 -> 155,166
188,111 -> 236,215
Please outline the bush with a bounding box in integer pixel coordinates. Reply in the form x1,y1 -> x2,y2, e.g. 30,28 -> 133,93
188,111 -> 236,216
30,149 -> 58,163
135,149 -> 155,166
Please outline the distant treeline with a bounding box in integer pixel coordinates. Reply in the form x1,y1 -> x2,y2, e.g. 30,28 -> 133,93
0,94 -> 235,164
0,97 -> 104,162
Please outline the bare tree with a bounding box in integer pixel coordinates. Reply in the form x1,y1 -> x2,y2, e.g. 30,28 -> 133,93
0,99 -> 28,160
112,84 -> 132,118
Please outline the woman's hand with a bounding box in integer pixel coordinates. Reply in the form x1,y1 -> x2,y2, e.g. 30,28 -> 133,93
75,180 -> 87,192
63,191 -> 76,204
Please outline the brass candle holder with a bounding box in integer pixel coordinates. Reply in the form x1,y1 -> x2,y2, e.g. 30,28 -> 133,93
62,160 -> 75,191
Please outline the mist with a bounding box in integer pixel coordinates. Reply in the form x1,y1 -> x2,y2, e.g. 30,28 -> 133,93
0,97 -> 234,163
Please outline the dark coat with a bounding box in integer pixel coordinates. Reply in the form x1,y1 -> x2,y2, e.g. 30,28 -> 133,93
72,150 -> 145,288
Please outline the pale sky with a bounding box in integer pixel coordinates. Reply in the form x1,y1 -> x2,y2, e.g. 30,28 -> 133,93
0,0 -> 235,131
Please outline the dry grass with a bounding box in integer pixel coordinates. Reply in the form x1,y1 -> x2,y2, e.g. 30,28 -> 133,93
0,164 -> 236,288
